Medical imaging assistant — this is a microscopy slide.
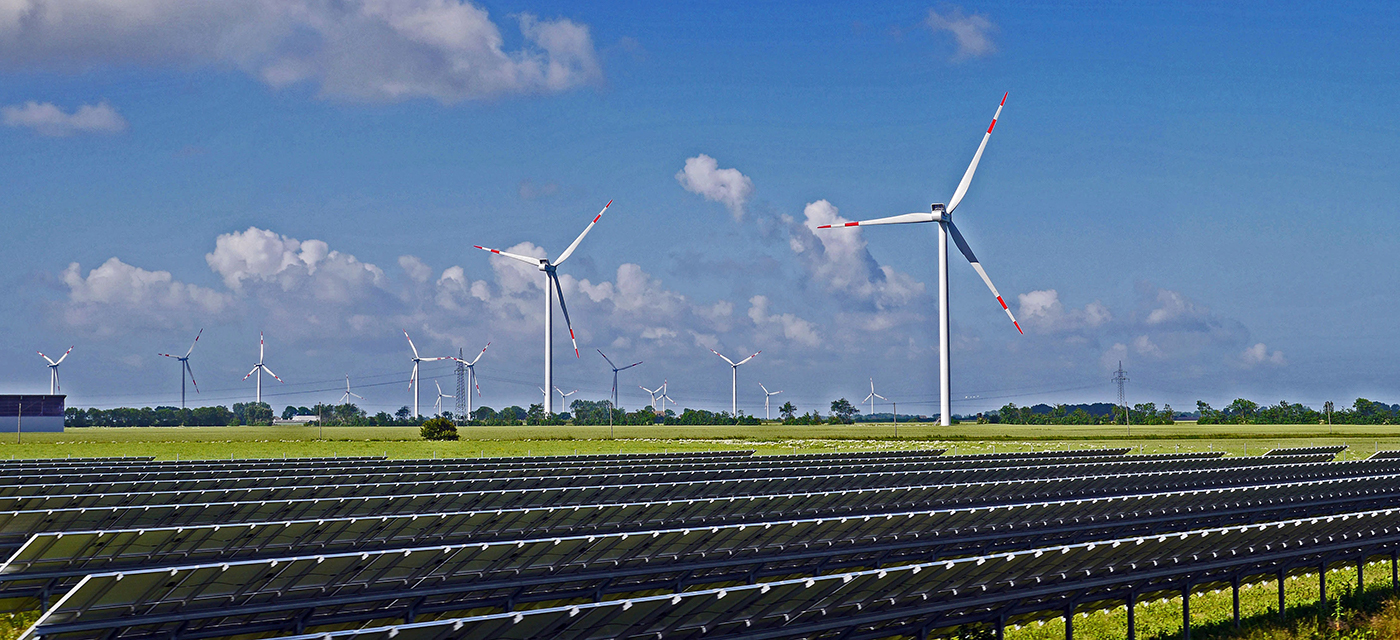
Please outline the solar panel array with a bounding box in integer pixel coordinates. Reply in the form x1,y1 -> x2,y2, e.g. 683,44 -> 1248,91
7,446 -> 1397,640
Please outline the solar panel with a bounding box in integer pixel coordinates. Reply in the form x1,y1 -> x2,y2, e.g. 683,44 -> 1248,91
1265,445 -> 1347,456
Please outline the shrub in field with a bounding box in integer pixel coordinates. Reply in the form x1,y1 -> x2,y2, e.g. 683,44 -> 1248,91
420,418 -> 459,441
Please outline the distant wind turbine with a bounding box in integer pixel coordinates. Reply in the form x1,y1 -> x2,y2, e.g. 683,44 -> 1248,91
475,200 -> 613,414
639,383 -> 663,413
36,346 -> 73,395
555,387 -> 578,408
759,382 -> 783,421
597,349 -> 641,417
711,349 -> 760,417
158,329 -> 202,409
450,343 -> 490,419
241,333 -> 281,404
433,381 -> 454,417
863,378 -> 886,420
340,375 -> 363,405
403,330 -> 449,419
817,93 -> 1022,426
659,380 -> 676,416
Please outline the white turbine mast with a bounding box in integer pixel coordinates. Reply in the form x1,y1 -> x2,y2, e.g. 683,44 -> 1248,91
340,374 -> 364,405
758,382 -> 783,421
449,342 -> 490,419
817,93 -> 1022,426
158,329 -> 202,409
403,330 -> 450,419
433,381 -> 454,417
659,379 -> 676,416
475,200 -> 613,415
36,346 -> 74,395
710,348 -> 760,417
241,332 -> 282,404
863,378 -> 886,420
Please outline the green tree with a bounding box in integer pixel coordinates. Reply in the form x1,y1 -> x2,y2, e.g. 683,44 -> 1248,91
420,417 -> 459,441
778,401 -> 797,420
829,398 -> 858,424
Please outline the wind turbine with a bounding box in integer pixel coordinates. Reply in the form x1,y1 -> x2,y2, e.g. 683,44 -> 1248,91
554,387 -> 578,409
450,343 -> 490,419
340,375 -> 363,405
863,378 -> 886,420
817,93 -> 1022,426
433,381 -> 454,417
36,346 -> 73,395
241,332 -> 282,404
639,383 -> 663,413
659,380 -> 676,416
158,330 -> 202,409
758,382 -> 782,421
710,348 -> 760,417
475,200 -> 613,415
597,349 -> 641,414
403,330 -> 449,419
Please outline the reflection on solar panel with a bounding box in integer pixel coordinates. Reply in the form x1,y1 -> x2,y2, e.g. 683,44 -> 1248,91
5,450 -> 1393,640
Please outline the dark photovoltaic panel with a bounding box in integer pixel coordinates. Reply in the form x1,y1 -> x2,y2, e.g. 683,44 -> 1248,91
1370,450 -> 1400,460
233,508 -> 1400,640
1266,445 -> 1347,457
18,473 -> 1400,639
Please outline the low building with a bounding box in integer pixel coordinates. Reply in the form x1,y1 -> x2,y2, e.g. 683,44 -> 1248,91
0,395 -> 66,433
273,415 -> 319,425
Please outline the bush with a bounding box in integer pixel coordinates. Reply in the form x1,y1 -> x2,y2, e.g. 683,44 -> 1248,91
420,417 -> 459,441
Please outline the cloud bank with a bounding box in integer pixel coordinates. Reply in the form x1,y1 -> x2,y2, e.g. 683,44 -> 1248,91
2,101 -> 126,136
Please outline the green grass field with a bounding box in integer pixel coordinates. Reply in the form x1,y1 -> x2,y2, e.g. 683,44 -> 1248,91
4,423 -> 1400,639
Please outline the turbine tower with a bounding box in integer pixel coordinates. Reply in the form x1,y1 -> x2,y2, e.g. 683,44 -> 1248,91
433,381 -> 454,417
340,375 -> 363,405
475,200 -> 613,414
158,329 -> 202,409
403,330 -> 449,419
241,332 -> 281,404
450,343 -> 490,420
863,378 -> 886,420
710,348 -> 760,417
659,380 -> 675,416
597,349 -> 641,415
759,382 -> 783,420
36,346 -> 73,395
817,93 -> 1022,426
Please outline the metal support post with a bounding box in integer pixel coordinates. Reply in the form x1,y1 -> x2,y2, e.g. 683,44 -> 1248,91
1360,558 -> 1365,593
1233,575 -> 1241,628
1182,584 -> 1191,640
1320,563 -> 1328,612
1279,569 -> 1287,621
1127,592 -> 1136,640
1393,550 -> 1398,593
1065,606 -> 1074,640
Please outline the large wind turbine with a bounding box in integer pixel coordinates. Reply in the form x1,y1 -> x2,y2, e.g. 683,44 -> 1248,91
340,375 -> 363,405
817,93 -> 1022,426
710,348 -> 760,417
659,380 -> 675,416
36,346 -> 73,395
863,378 -> 886,420
475,200 -> 613,414
758,382 -> 782,420
241,332 -> 281,404
450,343 -> 490,418
158,329 -> 202,409
403,331 -> 449,419
639,383 -> 663,413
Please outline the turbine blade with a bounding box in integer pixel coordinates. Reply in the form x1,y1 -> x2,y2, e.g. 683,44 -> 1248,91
619,361 -> 642,371
468,342 -> 490,365
435,381 -> 443,394
186,362 -> 199,392
185,328 -> 203,358
54,346 -> 74,365
37,352 -> 56,365
158,353 -> 179,359
403,330 -> 420,358
553,200 -> 612,266
475,245 -> 544,267
946,92 -> 1007,215
262,366 -> 283,382
53,369 -> 60,391
874,393 -> 886,400
948,221 -> 1023,334
815,212 -> 935,229
243,366 -> 258,380
734,351 -> 761,366
759,382 -> 768,394
259,332 -> 264,361
865,392 -> 876,402
596,349 -> 616,369
709,349 -> 736,366
551,273 -> 579,358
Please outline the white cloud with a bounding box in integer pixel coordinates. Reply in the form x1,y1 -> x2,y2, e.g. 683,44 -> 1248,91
1132,334 -> 1164,358
0,1 -> 602,104
1016,289 -> 1110,334
205,227 -> 386,304
2,101 -> 126,136
676,154 -> 754,220
398,255 -> 431,283
785,200 -> 924,310
747,295 -> 820,347
59,257 -> 232,332
925,6 -> 997,61
1241,343 -> 1287,368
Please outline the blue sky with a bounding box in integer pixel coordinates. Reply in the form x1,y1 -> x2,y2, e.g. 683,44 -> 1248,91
1,1 -> 1397,417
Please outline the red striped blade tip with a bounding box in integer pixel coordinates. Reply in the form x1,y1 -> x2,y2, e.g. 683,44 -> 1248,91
1014,321 -> 1024,335
845,221 -> 859,226
605,199 -> 613,208
1000,92 -> 1008,105
816,224 -> 833,229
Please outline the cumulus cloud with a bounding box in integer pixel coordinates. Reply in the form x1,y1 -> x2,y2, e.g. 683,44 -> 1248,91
205,227 -> 386,304
0,1 -> 602,104
398,255 -> 431,283
1240,343 -> 1287,368
59,257 -> 232,332
676,154 -> 754,220
2,101 -> 126,136
784,200 -> 924,310
747,295 -> 820,347
1016,289 -> 1110,334
925,5 -> 997,60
